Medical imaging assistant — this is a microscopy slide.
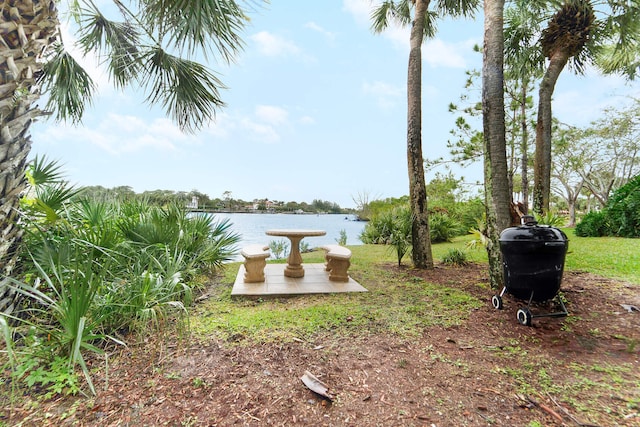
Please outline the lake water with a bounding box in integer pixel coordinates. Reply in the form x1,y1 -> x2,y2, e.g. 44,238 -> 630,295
208,213 -> 367,256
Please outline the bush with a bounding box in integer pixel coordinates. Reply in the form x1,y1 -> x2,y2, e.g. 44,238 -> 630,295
361,206 -> 463,246
575,211 -> 609,237
10,158 -> 242,395
454,198 -> 485,234
575,174 -> 640,238
429,213 -> 463,243
441,248 -> 468,266
606,175 -> 640,237
534,211 -> 566,227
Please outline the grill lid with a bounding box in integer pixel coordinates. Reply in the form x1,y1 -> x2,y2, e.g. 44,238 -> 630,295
499,220 -> 568,243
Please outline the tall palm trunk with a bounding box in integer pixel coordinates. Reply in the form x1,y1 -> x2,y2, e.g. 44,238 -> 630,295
533,49 -> 570,215
407,0 -> 433,269
534,0 -> 595,215
482,0 -> 510,288
520,82 -> 529,213
0,0 -> 59,314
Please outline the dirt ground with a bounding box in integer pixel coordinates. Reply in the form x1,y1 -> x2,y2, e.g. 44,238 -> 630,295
2,263 -> 639,426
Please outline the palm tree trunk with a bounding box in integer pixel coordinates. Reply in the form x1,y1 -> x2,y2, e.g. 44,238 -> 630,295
0,0 -> 59,314
520,82 -> 529,214
534,50 -> 570,215
482,0 -> 510,289
407,0 -> 433,269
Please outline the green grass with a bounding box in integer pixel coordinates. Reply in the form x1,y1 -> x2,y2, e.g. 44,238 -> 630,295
562,228 -> 640,283
194,233 -> 640,344
192,242 -> 484,342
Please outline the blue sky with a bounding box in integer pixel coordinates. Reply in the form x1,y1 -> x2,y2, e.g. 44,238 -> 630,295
31,0 -> 640,208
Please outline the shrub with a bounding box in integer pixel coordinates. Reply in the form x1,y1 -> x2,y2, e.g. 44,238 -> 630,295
269,239 -> 288,259
534,211 -> 566,227
575,174 -> 640,237
11,158 -> 242,395
575,211 -> 610,237
429,213 -> 463,243
359,205 -> 412,265
454,198 -> 485,234
441,248 -> 468,266
606,175 -> 640,237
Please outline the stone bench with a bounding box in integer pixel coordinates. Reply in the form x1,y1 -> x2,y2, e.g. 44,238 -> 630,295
241,244 -> 271,283
320,244 -> 352,282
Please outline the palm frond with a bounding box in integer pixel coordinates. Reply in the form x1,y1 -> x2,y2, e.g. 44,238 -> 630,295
143,0 -> 251,61
594,0 -> 640,79
35,184 -> 82,215
27,155 -> 67,186
371,0 -> 406,35
75,3 -> 141,88
371,0 -> 473,40
141,47 -> 225,133
435,0 -> 479,19
37,43 -> 96,124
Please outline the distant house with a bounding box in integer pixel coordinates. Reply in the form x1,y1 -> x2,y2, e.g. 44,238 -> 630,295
187,196 -> 198,210
251,199 -> 277,212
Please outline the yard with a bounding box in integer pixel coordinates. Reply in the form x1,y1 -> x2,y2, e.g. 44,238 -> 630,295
2,235 -> 639,426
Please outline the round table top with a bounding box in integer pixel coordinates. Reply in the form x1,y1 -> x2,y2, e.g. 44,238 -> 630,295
265,229 -> 326,237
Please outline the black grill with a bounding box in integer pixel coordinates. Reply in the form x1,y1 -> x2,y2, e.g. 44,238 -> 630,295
491,216 -> 569,326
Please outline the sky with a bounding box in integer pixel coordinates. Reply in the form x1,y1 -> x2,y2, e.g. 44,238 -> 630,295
30,0 -> 640,209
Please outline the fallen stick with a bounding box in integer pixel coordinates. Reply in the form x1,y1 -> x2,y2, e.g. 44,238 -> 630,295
546,393 -> 603,427
527,396 -> 564,424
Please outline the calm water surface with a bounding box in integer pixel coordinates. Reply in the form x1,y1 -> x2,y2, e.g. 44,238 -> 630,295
209,213 -> 367,252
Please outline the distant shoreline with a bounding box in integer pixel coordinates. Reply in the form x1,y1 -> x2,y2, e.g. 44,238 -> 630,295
188,209 -> 368,221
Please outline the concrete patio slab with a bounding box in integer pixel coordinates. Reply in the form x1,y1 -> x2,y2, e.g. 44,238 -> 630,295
231,263 -> 368,297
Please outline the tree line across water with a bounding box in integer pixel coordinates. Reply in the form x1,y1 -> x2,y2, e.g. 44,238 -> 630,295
79,186 -> 354,215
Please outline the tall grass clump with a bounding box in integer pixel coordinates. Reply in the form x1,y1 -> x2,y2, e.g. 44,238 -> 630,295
360,205 -> 412,265
441,248 -> 468,266
360,200 -> 465,264
4,157 -> 240,396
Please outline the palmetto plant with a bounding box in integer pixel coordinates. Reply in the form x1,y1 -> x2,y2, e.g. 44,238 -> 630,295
360,205 -> 413,266
117,202 -> 241,277
4,158 -> 241,394
3,242 -> 114,395
0,0 -> 259,314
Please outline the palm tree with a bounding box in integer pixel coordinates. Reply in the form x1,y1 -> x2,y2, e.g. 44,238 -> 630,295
534,0 -> 596,214
482,0 -> 510,288
371,0 -> 478,269
533,0 -> 640,214
0,0 -> 259,313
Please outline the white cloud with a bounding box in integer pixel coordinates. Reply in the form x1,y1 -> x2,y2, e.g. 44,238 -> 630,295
551,66 -> 640,126
343,0 -> 478,69
255,105 -> 289,125
382,25 -> 411,51
424,39 -> 475,69
240,118 -> 281,143
305,21 -> 336,41
299,116 -> 316,125
205,112 -> 237,139
250,31 -> 301,57
363,80 -> 403,108
343,0 -> 373,27
38,114 -> 199,155
375,33 -> 475,69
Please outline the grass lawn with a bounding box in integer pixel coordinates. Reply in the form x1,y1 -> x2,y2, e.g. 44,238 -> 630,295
3,232 -> 639,426
193,232 -> 640,343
